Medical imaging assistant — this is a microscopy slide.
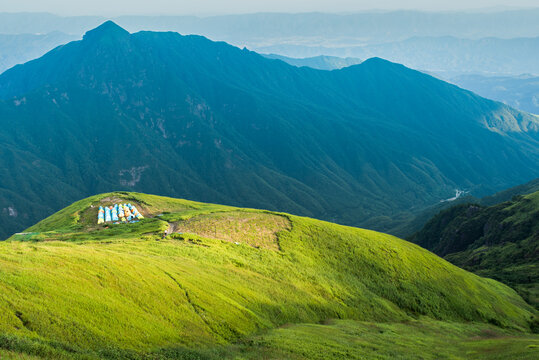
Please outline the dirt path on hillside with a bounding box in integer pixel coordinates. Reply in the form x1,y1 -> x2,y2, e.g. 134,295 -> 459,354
166,222 -> 178,235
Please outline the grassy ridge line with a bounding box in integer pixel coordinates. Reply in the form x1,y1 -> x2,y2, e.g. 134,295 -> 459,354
0,192 -> 536,355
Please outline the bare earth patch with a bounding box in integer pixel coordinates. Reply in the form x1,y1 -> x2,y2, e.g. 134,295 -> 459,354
174,211 -> 291,250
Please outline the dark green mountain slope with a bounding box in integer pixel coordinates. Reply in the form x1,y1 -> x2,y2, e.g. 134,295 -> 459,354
411,190 -> 539,308
384,177 -> 539,238
0,21 -> 539,239
479,177 -> 539,206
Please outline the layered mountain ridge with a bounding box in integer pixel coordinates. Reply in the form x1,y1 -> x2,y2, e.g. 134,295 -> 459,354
0,21 -> 539,239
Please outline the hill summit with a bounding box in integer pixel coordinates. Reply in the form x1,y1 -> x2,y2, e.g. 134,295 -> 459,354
83,20 -> 130,42
0,22 -> 539,240
1,192 -> 537,358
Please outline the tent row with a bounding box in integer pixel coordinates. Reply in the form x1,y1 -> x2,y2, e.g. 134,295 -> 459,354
98,203 -> 144,224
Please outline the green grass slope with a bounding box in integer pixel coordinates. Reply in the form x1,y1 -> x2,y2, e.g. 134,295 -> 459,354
1,319 -> 538,360
411,190 -> 539,309
234,318 -> 539,360
0,192 -> 537,359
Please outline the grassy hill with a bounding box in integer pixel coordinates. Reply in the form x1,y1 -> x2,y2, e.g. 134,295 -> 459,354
1,22 -> 539,240
411,190 -> 539,309
0,192 -> 537,359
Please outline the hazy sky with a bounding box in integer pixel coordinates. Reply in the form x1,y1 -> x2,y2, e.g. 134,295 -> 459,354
1,0 -> 538,16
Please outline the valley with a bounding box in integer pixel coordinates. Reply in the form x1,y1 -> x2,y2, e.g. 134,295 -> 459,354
411,189 -> 539,309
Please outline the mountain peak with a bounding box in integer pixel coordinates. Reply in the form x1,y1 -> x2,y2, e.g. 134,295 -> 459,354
83,21 -> 130,42
360,57 -> 398,68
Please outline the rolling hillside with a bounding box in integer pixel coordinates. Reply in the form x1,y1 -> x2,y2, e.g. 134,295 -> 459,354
0,192 -> 537,359
0,21 -> 539,239
411,190 -> 539,309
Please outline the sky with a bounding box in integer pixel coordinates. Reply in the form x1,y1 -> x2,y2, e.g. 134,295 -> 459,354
1,0 -> 538,16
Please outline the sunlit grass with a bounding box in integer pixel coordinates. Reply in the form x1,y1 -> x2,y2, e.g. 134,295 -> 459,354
0,192 -> 536,359
231,318 -> 539,360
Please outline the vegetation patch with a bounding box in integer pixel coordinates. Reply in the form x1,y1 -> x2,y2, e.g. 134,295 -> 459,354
411,190 -> 539,309
231,318 -> 539,360
1,319 -> 538,359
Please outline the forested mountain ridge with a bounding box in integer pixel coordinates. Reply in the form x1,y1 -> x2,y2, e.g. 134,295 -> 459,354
0,21 -> 538,239
411,189 -> 539,309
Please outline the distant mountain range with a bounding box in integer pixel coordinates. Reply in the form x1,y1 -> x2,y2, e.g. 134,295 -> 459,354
259,55 -> 539,116
256,36 -> 539,76
449,74 -> 539,115
257,54 -> 539,116
0,21 -> 538,239
2,12 -> 538,78
262,54 -> 362,70
0,32 -> 78,74
1,10 -> 539,41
